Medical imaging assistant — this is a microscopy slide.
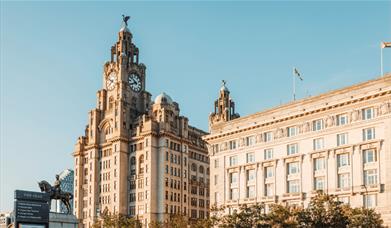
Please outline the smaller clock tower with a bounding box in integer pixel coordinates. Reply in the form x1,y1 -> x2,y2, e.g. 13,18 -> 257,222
209,80 -> 240,129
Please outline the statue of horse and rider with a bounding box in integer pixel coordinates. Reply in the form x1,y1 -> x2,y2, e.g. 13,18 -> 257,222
38,175 -> 73,214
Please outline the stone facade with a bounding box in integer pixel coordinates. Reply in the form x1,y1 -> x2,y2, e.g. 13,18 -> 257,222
204,75 -> 391,225
73,23 -> 209,228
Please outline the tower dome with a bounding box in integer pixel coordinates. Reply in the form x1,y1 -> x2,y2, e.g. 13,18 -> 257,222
154,92 -> 173,104
220,80 -> 229,92
120,26 -> 130,33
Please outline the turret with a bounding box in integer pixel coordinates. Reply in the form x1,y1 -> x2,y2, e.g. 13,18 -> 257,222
209,80 -> 240,127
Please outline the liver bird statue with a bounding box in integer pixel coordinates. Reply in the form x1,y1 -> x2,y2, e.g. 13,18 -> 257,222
122,14 -> 130,26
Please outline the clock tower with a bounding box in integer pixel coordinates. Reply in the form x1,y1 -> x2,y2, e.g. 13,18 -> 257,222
102,21 -> 151,120
73,17 -> 209,228
73,19 -> 152,227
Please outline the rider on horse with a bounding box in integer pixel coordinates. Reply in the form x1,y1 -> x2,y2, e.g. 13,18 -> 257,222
53,174 -> 62,197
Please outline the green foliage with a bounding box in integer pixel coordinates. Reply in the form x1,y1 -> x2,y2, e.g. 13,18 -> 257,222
344,206 -> 383,228
296,191 -> 349,227
209,192 -> 383,228
266,204 -> 299,227
91,209 -> 141,228
148,214 -> 188,228
92,192 -> 384,228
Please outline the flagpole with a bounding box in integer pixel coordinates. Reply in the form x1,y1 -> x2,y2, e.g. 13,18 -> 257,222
293,67 -> 296,101
381,44 -> 383,77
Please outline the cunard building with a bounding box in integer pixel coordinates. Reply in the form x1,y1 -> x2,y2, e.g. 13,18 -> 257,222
73,20 -> 209,228
204,75 -> 391,225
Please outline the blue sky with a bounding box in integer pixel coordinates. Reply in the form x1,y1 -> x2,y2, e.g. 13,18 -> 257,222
1,1 -> 390,211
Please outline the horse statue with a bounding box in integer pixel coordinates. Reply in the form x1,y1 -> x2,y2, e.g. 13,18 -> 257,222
38,180 -> 73,214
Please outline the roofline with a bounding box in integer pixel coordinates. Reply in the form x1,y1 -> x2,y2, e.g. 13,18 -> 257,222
217,73 -> 391,127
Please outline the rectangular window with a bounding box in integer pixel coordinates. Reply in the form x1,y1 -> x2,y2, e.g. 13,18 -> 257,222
314,157 -> 325,171
287,143 -> 298,155
265,166 -> 274,178
214,192 -> 219,204
229,156 -> 238,166
214,175 -> 218,185
229,140 -> 237,150
246,186 -> 255,198
363,149 -> 376,163
287,162 -> 300,175
287,126 -> 298,137
230,172 -> 238,184
230,188 -> 239,200
364,194 -> 377,208
246,136 -> 255,146
362,108 -> 374,120
137,205 -> 144,214
265,183 -> 273,196
336,114 -> 348,126
246,169 -> 255,182
264,148 -> 273,160
214,159 -> 219,168
287,180 -> 300,193
314,177 -> 325,190
364,169 -> 377,185
337,153 -> 349,167
338,173 -> 350,188
264,131 -> 273,142
246,153 -> 255,163
337,133 -> 348,146
138,192 -> 144,201
363,128 -> 375,141
212,144 -> 219,153
312,119 -> 324,131
313,138 -> 324,151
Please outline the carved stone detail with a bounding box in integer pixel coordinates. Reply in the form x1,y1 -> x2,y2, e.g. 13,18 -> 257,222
325,115 -> 334,128
379,102 -> 390,115
350,109 -> 360,122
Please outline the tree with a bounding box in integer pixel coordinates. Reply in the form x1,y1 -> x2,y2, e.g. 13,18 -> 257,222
149,214 -> 188,228
296,191 -> 349,228
343,206 -> 383,228
266,204 -> 298,228
190,218 -> 214,228
91,209 -> 141,228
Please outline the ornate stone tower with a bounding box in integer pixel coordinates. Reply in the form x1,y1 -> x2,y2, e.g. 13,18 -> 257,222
73,19 -> 152,227
209,80 -> 239,128
73,18 -> 209,228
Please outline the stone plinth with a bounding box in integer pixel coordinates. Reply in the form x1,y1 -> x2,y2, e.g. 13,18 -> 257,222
49,213 -> 78,228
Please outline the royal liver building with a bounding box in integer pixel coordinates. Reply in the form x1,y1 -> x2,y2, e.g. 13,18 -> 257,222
204,75 -> 391,226
73,20 -> 209,228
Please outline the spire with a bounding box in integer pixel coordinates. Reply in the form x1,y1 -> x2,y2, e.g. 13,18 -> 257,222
209,80 -> 239,126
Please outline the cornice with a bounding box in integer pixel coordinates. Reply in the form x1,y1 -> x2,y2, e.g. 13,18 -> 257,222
205,89 -> 390,141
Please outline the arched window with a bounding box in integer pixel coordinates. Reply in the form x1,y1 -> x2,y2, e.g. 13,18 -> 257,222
199,166 -> 204,174
139,155 -> 144,174
139,155 -> 144,164
191,163 -> 197,172
206,168 -> 210,175
109,97 -> 114,110
130,156 -> 136,165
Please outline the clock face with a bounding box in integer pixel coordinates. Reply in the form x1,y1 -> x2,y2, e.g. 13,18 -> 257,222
106,72 -> 117,90
128,73 -> 142,92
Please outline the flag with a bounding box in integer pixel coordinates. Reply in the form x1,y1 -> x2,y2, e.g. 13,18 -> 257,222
294,68 -> 303,81
381,42 -> 391,49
